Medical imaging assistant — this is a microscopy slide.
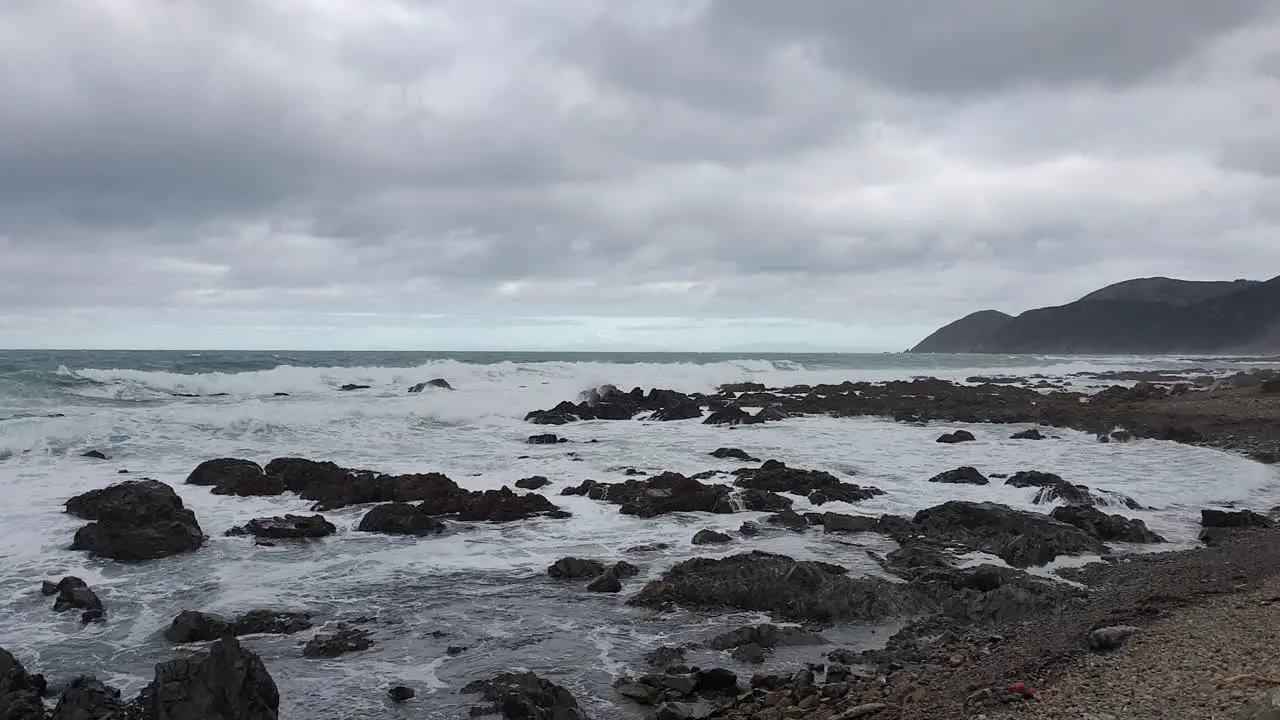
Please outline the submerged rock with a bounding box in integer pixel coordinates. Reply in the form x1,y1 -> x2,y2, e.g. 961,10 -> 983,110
66,479 -> 205,562
1010,428 -> 1046,440
527,433 -> 568,445
707,624 -> 825,652
548,557 -> 606,580
514,476 -> 551,490
388,685 -> 415,702
463,672 -> 588,720
936,430 -> 976,444
1005,471 -> 1142,509
303,628 -> 374,659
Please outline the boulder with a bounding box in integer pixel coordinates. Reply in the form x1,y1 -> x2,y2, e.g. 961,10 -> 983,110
652,401 -> 703,421
710,448 -> 759,462
764,510 -> 809,532
462,672 -> 587,720
0,647 -> 47,720
1050,505 -> 1165,543
692,529 -> 733,545
926,466 -> 989,485
548,557 -> 606,580
66,480 -> 204,562
1201,508 -> 1273,528
165,610 -> 313,644
908,563 -> 1086,625
186,459 -> 282,497
732,460 -> 883,504
408,379 -> 452,392
936,430 -> 976,444
49,676 -> 124,720
514,476 -> 551,490
527,433 -> 567,445
231,515 -> 336,540
1087,625 -> 1141,651
48,577 -> 105,623
82,450 -> 109,460
303,628 -> 374,659
133,636 -> 279,720
735,488 -> 795,512
1010,428 -> 1046,440
910,501 -> 1107,568
629,551 -> 918,622
357,503 -> 445,536
703,407 -> 754,426
388,685 -> 415,703
1005,471 -> 1142,510
586,571 -> 623,593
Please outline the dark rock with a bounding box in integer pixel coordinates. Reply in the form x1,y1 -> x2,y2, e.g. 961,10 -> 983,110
447,646 -> 467,656
818,513 -> 880,533
234,514 -> 336,540
49,577 -> 104,619
165,610 -> 233,643
165,610 -> 312,644
910,501 -> 1107,568
133,636 -> 278,720
357,503 -> 446,536
186,458 -> 283,497
463,672 -> 587,720
626,543 -> 671,553
1050,505 -> 1165,543
703,407 -> 754,426
339,384 -> 370,391
1005,471 -> 1141,510
708,624 -> 825,651
738,521 -> 761,536
41,580 -> 59,596
735,488 -> 795,512
692,668 -> 738,693
652,401 -> 703,421
720,382 -> 766,394
66,479 -> 204,562
527,433 -> 567,445
1010,428 -> 1046,440
764,510 -> 809,532
909,563 -> 1086,625
514,476 -> 551,490
82,450 -> 108,460
646,646 -> 686,670
388,685 -> 415,703
1088,625 -> 1141,651
936,430 -> 976,444
586,571 -> 623,593
585,472 -> 734,518
409,379 -> 452,392
303,628 -> 373,659
615,678 -> 663,705
732,460 -> 882,503
272,392 -> 289,397
710,448 -> 759,462
449,487 -> 566,522
233,610 -> 313,638
49,675 -> 124,720
927,466 -> 989,485
1201,508 -> 1273,528
612,561 -> 639,579
548,557 -> 606,580
730,644 -> 765,664
629,551 -> 918,622
0,647 -> 47,720
691,529 -> 732,545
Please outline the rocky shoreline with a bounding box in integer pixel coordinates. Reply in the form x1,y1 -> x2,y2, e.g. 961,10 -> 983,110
3,370 -> 1277,719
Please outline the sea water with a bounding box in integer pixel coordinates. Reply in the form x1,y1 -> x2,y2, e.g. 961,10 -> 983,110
1,351 -> 1277,718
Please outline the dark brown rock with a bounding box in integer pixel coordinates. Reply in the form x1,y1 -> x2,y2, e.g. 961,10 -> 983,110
66,480 -> 204,562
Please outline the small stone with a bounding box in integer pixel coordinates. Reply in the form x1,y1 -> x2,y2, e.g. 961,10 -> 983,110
1087,625 -> 1141,651
834,703 -> 889,719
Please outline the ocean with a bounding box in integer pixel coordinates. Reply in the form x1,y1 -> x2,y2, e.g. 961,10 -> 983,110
2,350 -> 1278,718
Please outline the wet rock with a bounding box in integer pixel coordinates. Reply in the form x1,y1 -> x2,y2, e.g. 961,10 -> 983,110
708,624 -> 826,652
692,529 -> 732,545
357,503 -> 446,536
584,472 -> 734,518
910,563 -> 1086,625
586,571 -> 623,593
1050,505 -> 1166,543
164,610 -> 313,644
339,383 -> 370,391
692,668 -> 738,693
910,501 -> 1107,568
82,450 -> 109,460
409,379 -> 452,392
927,466 -> 989,485
231,514 -> 336,540
0,647 -> 47,720
730,644 -> 765,664
1010,428 -> 1046,440
818,513 -> 881,533
165,611 -> 232,643
1201,508 -> 1273,528
514,476 -> 551,490
732,460 -> 883,503
764,510 -> 809,532
66,479 -> 205,562
186,458 -> 283,497
448,487 -> 566,522
48,577 -> 104,621
629,551 -> 917,622
626,543 -> 671,553
646,646 -> 687,670
463,672 -> 587,720
936,430 -> 976,444
49,675 -> 125,720
303,628 -> 373,659
720,382 -> 767,394
548,557 -> 606,580
1005,471 -> 1142,509
1238,690 -> 1280,719
527,433 -> 567,445
1088,625 -> 1141,651
133,636 -> 278,720
738,521 -> 761,536
615,678 -> 663,705
734,488 -> 795,513
710,448 -> 759,462
388,685 -> 415,703
652,401 -> 703,421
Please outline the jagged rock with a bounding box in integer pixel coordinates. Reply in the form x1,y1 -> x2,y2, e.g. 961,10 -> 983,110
548,557 -> 606,580
357,503 -> 446,536
927,466 -> 989,485
0,647 -> 47,720
710,448 -> 759,462
692,529 -> 733,545
652,401 -> 703,421
738,521 -> 761,536
764,510 -> 809,532
186,458 -> 282,497
49,676 -> 124,720
165,610 -> 313,644
1005,471 -> 1142,509
303,628 -> 373,659
514,476 -> 551,490
730,644 -> 765,664
408,379 -> 452,392
133,636 -> 279,720
629,551 -> 918,622
48,577 -> 105,623
527,433 -> 568,445
732,460 -> 883,504
66,480 -> 204,562
1010,428 -> 1046,440
910,501 -> 1107,568
230,515 -> 336,540
909,563 -> 1086,625
1050,505 -> 1165,543
936,430 -> 976,444
462,672 -> 587,720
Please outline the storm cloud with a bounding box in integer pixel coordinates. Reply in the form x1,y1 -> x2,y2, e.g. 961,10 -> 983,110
1,0 -> 1279,348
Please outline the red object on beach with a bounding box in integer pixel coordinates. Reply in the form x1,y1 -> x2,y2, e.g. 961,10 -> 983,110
1007,681 -> 1037,697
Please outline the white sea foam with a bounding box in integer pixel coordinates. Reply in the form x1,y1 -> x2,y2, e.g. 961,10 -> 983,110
1,356 -> 1277,718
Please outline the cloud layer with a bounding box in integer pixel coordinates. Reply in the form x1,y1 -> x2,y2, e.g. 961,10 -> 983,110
2,1 -> 1279,348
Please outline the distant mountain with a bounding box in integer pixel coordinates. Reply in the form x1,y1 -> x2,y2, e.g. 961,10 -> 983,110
911,275 -> 1280,354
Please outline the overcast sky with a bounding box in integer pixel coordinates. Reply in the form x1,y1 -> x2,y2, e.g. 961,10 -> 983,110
2,1 -> 1279,351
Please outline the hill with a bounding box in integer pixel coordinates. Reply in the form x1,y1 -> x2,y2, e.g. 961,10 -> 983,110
911,275 -> 1280,354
